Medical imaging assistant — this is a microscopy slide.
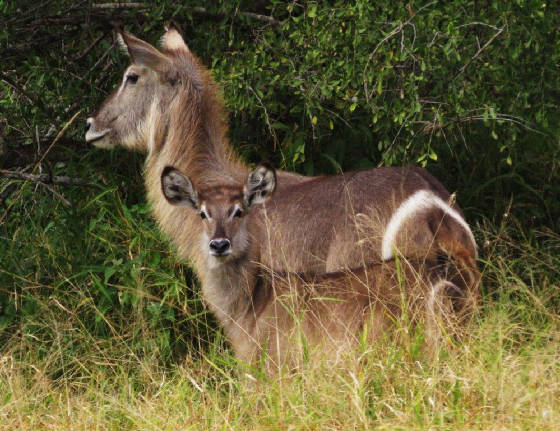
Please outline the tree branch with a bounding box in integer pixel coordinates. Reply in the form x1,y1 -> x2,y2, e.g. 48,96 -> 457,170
91,2 -> 147,9
454,24 -> 505,79
0,169 -> 92,186
192,6 -> 284,27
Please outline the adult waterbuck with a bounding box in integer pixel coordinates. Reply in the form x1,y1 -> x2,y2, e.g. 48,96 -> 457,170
161,164 -> 473,366
85,26 -> 479,301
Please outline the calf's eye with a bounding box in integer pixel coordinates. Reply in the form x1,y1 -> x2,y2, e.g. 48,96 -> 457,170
200,211 -> 207,220
233,208 -> 243,218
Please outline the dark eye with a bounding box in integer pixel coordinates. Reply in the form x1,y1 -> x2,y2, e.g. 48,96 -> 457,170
233,208 -> 243,218
200,211 -> 207,220
126,73 -> 139,84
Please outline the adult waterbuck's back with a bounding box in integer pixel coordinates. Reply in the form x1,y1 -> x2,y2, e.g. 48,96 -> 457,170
85,25 -> 480,305
161,164 -> 475,367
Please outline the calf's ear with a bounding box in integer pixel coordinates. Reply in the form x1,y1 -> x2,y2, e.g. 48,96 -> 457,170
161,166 -> 199,210
244,164 -> 276,209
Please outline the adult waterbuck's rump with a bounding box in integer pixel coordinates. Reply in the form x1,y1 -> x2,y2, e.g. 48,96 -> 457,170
85,25 -> 480,302
161,164 -> 475,366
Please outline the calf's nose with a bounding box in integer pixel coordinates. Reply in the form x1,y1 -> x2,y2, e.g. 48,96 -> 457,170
209,239 -> 231,256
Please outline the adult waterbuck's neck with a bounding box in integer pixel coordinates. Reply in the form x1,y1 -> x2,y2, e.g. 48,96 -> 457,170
86,25 -> 246,186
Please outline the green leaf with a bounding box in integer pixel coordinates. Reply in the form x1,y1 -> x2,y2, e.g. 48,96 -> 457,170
308,4 -> 317,18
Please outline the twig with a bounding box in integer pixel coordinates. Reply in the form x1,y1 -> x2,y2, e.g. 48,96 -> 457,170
29,15 -> 92,25
1,72 -> 56,118
238,11 -> 284,26
38,182 -> 72,207
83,40 -> 116,78
363,1 -> 437,102
192,6 -> 284,27
0,170 -> 91,186
0,183 -> 18,207
0,111 -> 82,225
0,74 -> 34,104
323,107 -> 352,128
366,1 -> 437,60
37,111 -> 83,173
457,21 -> 501,31
5,0 -> 55,25
91,2 -> 146,9
377,111 -> 416,167
7,0 -> 89,26
453,24 -> 505,79
2,33 -> 73,57
417,112 -> 548,137
73,32 -> 106,62
248,85 -> 278,148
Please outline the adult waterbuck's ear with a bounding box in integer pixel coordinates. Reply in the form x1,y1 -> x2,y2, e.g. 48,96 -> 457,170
161,21 -> 189,52
161,166 -> 199,210
116,30 -> 171,73
244,165 -> 277,209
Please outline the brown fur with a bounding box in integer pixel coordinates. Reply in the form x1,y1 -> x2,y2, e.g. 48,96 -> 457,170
86,28 -> 480,300
241,261 -> 474,366
161,166 -> 477,367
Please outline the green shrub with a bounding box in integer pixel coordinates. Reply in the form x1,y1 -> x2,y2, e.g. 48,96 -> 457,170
1,0 -> 559,364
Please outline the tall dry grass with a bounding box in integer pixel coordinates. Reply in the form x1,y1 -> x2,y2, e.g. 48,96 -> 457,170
1,209 -> 558,429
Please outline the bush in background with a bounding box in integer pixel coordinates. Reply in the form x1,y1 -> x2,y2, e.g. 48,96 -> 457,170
1,0 -> 559,366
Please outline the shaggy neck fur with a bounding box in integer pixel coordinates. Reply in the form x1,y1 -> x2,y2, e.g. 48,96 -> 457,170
143,64 -> 249,272
135,55 -> 272,359
149,73 -> 247,186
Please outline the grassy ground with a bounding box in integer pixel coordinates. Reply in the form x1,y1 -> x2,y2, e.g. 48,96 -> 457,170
0,149 -> 559,429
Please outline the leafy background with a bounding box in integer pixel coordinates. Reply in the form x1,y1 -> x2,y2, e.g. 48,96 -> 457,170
0,2 -> 559,426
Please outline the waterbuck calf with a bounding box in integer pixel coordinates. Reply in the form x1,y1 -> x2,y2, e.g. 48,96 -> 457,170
85,26 -> 479,300
161,164 -> 475,366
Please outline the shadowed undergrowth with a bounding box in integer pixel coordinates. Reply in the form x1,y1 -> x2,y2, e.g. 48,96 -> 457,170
0,158 -> 558,428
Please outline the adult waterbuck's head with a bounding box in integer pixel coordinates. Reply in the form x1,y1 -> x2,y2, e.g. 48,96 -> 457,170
161,164 -> 276,263
85,24 -> 212,152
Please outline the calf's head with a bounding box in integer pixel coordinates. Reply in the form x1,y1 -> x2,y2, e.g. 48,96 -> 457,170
161,165 -> 276,261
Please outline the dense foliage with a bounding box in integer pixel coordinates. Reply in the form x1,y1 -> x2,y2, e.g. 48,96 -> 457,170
0,3 -> 559,417
2,1 -> 559,221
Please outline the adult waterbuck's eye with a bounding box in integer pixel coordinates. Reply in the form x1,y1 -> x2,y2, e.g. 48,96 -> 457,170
232,208 -> 243,218
126,73 -> 139,84
200,211 -> 207,220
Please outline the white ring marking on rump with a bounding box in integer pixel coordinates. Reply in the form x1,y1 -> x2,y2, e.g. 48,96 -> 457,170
381,190 -> 477,261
